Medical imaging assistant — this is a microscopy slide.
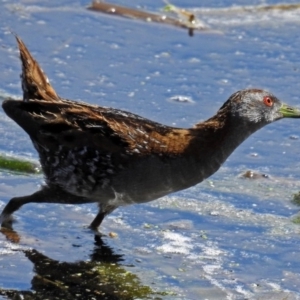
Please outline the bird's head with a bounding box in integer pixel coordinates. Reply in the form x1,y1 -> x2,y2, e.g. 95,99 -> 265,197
223,89 -> 300,126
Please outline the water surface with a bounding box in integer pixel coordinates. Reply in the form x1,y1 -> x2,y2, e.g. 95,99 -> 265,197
1,1 -> 300,299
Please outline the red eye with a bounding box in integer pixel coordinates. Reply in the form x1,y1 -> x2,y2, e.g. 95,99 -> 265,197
263,96 -> 273,107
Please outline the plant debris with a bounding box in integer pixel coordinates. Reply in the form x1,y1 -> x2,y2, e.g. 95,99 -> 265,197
88,0 -> 210,36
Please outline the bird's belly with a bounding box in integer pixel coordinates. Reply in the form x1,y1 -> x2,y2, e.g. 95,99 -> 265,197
40,146 -> 214,206
96,156 -> 208,205
45,161 -> 178,206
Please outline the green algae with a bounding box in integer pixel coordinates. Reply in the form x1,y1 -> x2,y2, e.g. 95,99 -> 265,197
0,154 -> 40,174
0,247 -> 172,300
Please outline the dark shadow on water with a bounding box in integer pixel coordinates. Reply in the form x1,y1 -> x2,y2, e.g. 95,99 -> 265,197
0,234 -> 166,300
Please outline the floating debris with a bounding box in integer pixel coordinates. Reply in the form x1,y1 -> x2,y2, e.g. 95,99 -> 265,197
88,1 -> 300,35
168,95 -> 195,104
194,2 -> 300,15
88,0 -> 210,36
163,1 -> 207,30
292,192 -> 300,206
108,231 -> 118,238
289,135 -> 299,140
240,170 -> 269,180
291,215 -> 300,224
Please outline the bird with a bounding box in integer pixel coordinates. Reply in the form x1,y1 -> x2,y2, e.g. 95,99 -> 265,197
1,36 -> 300,231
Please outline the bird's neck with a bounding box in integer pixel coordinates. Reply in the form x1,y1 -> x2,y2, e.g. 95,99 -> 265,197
186,112 -> 262,183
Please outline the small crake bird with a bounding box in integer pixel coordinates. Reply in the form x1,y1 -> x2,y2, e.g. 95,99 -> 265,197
1,37 -> 300,231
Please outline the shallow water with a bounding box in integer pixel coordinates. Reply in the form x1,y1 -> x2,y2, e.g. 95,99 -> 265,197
1,0 -> 300,299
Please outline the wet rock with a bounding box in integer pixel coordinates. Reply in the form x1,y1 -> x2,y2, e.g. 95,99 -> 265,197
241,170 -> 269,180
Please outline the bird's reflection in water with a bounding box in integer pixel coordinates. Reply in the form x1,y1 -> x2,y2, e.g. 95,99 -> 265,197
0,235 -> 166,299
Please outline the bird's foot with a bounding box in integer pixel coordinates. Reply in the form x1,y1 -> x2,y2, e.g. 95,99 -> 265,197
83,224 -> 106,237
0,213 -> 14,230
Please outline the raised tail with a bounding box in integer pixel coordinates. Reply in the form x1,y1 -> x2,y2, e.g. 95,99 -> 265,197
16,36 -> 60,102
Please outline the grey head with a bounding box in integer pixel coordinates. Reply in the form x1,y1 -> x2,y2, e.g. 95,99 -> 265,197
220,89 -> 300,129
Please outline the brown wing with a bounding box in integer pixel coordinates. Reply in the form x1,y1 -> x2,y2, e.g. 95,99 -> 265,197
3,97 -> 193,155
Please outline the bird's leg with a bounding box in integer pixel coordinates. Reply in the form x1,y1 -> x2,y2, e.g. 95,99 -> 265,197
0,196 -> 28,228
0,186 -> 91,228
89,211 -> 106,230
89,206 -> 116,231
0,190 -> 47,228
